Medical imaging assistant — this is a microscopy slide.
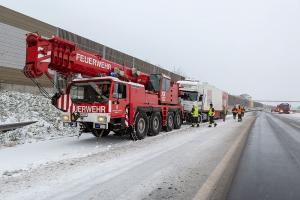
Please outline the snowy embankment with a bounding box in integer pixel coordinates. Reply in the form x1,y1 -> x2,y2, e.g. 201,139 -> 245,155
0,91 -> 78,146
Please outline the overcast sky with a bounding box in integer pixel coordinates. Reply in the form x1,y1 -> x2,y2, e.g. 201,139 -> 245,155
1,0 -> 300,106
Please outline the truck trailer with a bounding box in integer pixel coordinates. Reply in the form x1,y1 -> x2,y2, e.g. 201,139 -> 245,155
201,82 -> 228,120
177,80 -> 228,122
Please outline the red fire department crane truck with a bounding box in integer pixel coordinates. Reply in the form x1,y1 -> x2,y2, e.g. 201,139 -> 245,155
24,33 -> 183,140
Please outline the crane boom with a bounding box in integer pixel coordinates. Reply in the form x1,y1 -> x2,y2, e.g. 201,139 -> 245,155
24,33 -> 149,86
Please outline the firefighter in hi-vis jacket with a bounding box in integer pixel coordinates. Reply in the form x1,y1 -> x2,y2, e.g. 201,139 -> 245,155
208,103 -> 217,127
191,102 -> 200,127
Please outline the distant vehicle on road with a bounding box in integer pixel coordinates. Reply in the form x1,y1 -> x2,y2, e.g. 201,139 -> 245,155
275,103 -> 291,114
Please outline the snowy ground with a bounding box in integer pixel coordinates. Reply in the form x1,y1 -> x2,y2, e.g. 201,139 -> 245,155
0,115 -> 233,176
0,91 -> 78,146
0,125 -> 190,176
0,113 -> 254,200
0,90 -> 253,199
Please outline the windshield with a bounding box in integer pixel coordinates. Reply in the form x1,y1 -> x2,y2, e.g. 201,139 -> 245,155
181,91 -> 198,101
70,81 -> 111,103
148,74 -> 161,91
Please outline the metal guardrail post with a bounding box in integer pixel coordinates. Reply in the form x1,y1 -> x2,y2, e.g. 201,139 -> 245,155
0,121 -> 38,133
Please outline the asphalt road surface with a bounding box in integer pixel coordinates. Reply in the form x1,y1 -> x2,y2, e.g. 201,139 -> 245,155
228,112 -> 300,200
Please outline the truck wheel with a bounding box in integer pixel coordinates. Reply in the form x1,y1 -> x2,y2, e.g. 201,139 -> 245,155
134,112 -> 149,140
174,112 -> 182,129
148,112 -> 161,136
165,112 -> 174,132
102,130 -> 110,137
92,129 -> 110,137
187,113 -> 193,124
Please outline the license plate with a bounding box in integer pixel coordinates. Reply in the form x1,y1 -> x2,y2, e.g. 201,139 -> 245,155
63,122 -> 77,127
100,124 -> 106,129
94,123 -> 107,129
80,113 -> 88,117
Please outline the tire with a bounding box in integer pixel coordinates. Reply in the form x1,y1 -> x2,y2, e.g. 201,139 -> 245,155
165,112 -> 174,132
148,112 -> 162,136
187,113 -> 193,124
92,129 -> 110,137
174,112 -> 182,129
134,112 -> 149,140
102,129 -> 110,137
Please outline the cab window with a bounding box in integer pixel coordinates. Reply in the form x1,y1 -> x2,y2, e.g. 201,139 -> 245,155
148,74 -> 161,91
113,83 -> 126,99
162,78 -> 171,91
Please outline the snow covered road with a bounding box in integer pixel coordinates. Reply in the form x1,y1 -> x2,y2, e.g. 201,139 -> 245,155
276,112 -> 300,123
0,115 -> 255,200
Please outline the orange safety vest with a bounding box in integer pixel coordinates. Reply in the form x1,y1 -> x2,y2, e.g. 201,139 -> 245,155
237,108 -> 242,114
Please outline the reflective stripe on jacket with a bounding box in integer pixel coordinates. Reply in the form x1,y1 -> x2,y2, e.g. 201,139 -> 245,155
208,107 -> 215,117
192,104 -> 199,117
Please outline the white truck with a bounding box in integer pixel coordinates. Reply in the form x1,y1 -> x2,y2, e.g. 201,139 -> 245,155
178,80 -> 228,122
177,80 -> 203,122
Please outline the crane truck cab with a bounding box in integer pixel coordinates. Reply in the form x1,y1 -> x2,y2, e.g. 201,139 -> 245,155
58,74 -> 182,140
60,76 -> 141,137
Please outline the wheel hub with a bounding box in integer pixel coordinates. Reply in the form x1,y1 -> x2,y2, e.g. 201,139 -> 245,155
153,117 -> 159,129
176,114 -> 180,124
138,118 -> 145,133
168,115 -> 173,127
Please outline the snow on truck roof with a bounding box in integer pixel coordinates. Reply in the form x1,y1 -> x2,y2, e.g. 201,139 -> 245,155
177,80 -> 228,93
177,80 -> 201,86
161,74 -> 171,79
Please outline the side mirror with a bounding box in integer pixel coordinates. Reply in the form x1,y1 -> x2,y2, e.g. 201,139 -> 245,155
199,95 -> 203,101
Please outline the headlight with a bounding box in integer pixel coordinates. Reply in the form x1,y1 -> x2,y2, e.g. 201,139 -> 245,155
62,115 -> 70,122
97,116 -> 107,123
